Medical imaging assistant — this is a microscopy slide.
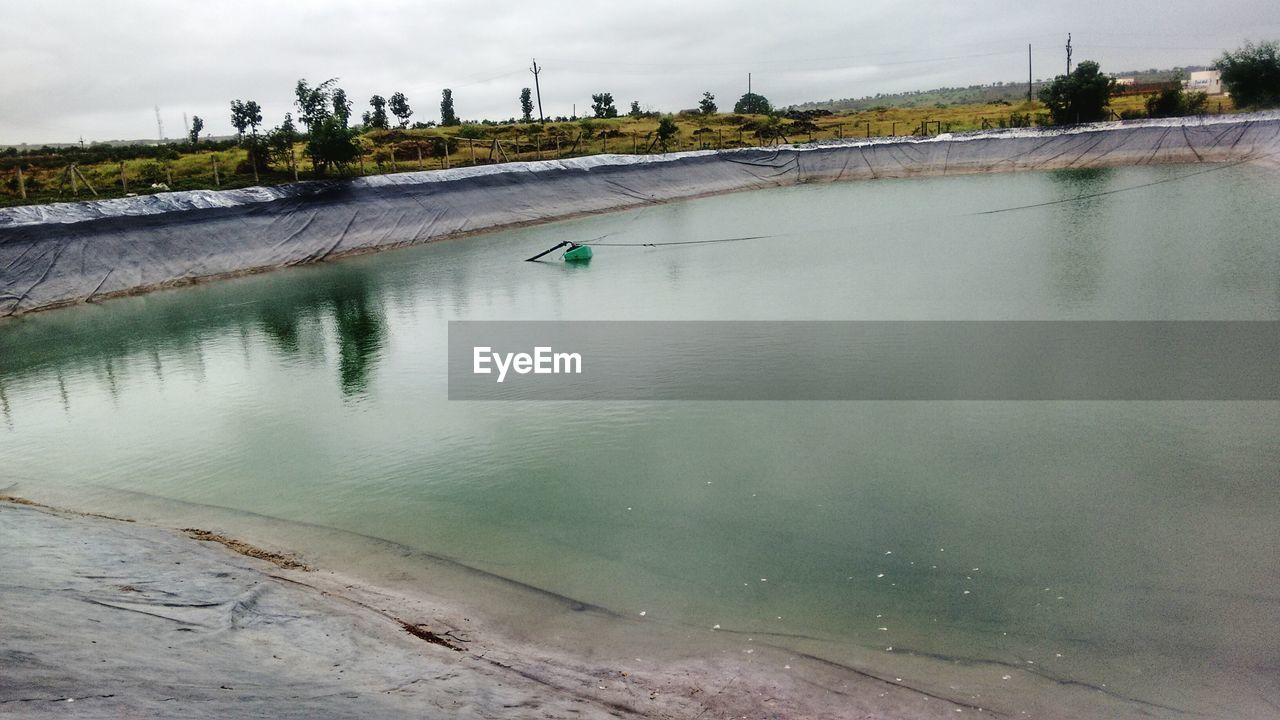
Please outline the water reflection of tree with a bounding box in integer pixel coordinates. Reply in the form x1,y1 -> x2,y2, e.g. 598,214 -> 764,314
1047,168 -> 1110,308
330,277 -> 386,396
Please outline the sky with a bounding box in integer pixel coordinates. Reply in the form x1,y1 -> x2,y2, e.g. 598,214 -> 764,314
1,0 -> 1277,144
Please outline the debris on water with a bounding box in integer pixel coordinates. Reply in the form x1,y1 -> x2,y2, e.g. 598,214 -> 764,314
784,665 -> 791,670
963,590 -> 971,595
886,646 -> 893,651
1002,675 -> 1012,680
879,627 -> 888,631
877,573 -> 885,578
639,611 -> 646,616
885,551 -> 893,555
713,624 -> 721,630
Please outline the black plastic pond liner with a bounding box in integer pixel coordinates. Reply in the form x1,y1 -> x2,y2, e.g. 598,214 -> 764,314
2,114 -> 1278,317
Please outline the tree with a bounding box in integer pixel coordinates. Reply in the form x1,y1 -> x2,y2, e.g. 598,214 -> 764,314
1215,40 -> 1280,108
440,89 -> 459,126
295,78 -> 340,132
656,116 -> 679,152
1038,60 -> 1114,125
629,100 -> 642,118
364,95 -> 389,130
520,88 -> 534,122
244,100 -> 262,138
307,115 -> 360,176
189,115 -> 204,144
293,78 -> 360,176
1145,76 -> 1208,118
230,100 -> 250,143
733,92 -> 771,114
332,88 -> 352,126
267,112 -> 299,169
388,92 -> 413,128
699,91 -> 717,115
591,93 -> 618,118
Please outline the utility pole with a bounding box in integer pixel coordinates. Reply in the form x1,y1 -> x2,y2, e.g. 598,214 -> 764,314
155,105 -> 164,143
183,112 -> 190,138
748,72 -> 752,96
1028,44 -> 1033,101
530,58 -> 545,123
1065,33 -> 1072,76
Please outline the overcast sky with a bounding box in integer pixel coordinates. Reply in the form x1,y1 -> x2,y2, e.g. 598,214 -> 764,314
1,1 -> 1277,144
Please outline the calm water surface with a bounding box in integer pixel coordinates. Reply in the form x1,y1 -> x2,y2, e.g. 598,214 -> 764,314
2,165 -> 1279,718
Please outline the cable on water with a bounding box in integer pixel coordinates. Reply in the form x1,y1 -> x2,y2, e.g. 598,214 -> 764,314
587,234 -> 776,247
968,154 -> 1266,217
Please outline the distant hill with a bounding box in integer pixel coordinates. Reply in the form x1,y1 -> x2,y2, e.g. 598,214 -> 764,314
790,65 -> 1211,112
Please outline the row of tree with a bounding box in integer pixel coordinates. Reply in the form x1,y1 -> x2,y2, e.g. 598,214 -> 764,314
171,40 -> 1278,179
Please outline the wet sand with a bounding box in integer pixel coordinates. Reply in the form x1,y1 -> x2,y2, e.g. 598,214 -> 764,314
1,497 -> 987,719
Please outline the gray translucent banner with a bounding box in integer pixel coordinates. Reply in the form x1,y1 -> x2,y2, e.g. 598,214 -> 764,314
448,321 -> 1280,400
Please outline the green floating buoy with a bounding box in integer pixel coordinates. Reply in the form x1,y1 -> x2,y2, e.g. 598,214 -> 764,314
525,240 -> 592,263
562,244 -> 593,262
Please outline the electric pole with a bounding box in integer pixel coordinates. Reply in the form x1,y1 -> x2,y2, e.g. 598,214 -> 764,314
155,105 -> 165,143
1028,44 -> 1033,102
530,58 -> 545,123
1065,33 -> 1072,76
748,72 -> 752,96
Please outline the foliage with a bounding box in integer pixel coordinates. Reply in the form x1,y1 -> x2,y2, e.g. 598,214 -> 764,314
267,113 -> 299,167
295,78 -> 340,132
306,115 -> 360,176
733,92 -> 771,114
363,95 -> 389,130
293,78 -> 359,176
331,88 -> 352,126
655,116 -> 679,152
1145,81 -> 1208,118
591,93 -> 618,118
440,89 -> 459,126
628,100 -> 641,118
1037,60 -> 1114,124
389,92 -> 413,128
1214,40 -> 1280,108
457,124 -> 485,139
229,100 -> 262,143
188,115 -> 203,144
699,92 -> 717,115
520,88 -> 534,122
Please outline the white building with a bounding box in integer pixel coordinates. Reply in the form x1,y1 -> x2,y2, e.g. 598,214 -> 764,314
1184,70 -> 1224,95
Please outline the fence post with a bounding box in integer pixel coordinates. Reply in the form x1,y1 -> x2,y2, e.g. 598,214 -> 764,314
250,149 -> 259,184
865,122 -> 870,138
417,144 -> 424,169
120,162 -> 127,193
16,166 -> 26,199
602,131 -> 607,154
390,147 -> 397,172
290,148 -> 298,181
469,138 -> 476,165
166,166 -> 172,186
632,132 -> 637,154
211,155 -> 220,187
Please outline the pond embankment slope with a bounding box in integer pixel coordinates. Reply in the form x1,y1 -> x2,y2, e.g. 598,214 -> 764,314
2,113 -> 1278,317
0,498 -> 982,719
